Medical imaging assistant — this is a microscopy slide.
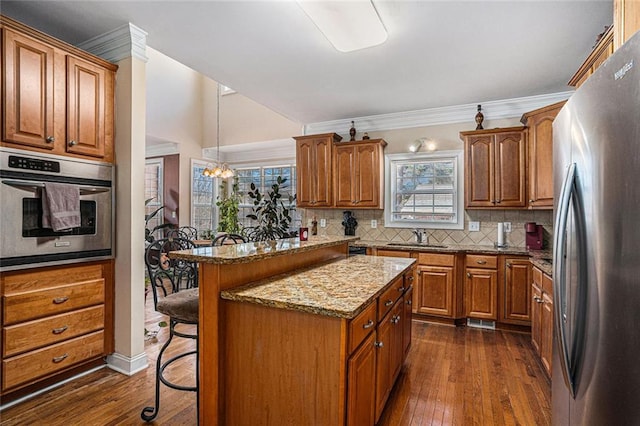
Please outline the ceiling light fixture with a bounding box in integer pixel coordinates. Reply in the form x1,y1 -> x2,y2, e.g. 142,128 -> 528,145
409,140 -> 422,153
296,0 -> 387,53
203,84 -> 234,179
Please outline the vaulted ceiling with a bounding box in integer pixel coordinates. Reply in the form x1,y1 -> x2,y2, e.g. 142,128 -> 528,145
2,1 -> 612,124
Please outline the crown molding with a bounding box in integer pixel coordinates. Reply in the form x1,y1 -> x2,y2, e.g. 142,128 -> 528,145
77,23 -> 148,63
145,142 -> 179,158
203,138 -> 296,165
303,91 -> 573,135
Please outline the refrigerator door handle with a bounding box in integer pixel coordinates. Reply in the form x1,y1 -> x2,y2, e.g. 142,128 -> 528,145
553,163 -> 577,397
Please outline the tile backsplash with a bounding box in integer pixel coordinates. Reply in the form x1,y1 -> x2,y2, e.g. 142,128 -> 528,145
301,209 -> 554,249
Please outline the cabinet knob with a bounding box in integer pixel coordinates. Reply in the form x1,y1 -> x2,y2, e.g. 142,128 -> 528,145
529,199 -> 535,203
397,286 -> 405,292
46,136 -> 55,143
507,262 -> 512,268
496,199 -> 501,204
407,276 -> 414,282
467,272 -> 472,278
407,299 -> 412,306
68,140 -> 78,146
374,341 -> 384,348
362,319 -> 374,329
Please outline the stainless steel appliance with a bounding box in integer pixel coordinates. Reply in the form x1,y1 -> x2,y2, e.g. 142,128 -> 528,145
0,147 -> 114,271
552,30 -> 640,424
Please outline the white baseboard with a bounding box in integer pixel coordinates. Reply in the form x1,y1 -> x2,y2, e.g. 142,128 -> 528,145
107,351 -> 149,376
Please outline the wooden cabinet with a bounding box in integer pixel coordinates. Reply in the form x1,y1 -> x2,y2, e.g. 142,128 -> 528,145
614,0 -> 640,51
501,257 -> 531,324
295,133 -> 340,207
1,260 -> 114,395
569,25 -> 614,88
374,299 -> 403,422
1,16 -> 116,162
464,255 -> 498,320
347,332 -> 377,426
460,127 -> 527,208
521,101 -> 566,209
531,266 -> 553,378
415,253 -> 457,318
334,139 -> 386,208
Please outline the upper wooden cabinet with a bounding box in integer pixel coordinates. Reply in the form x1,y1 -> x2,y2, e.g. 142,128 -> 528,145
521,101 -> 566,209
569,25 -> 614,88
460,127 -> 527,209
1,16 -> 116,162
614,0 -> 640,50
333,139 -> 386,208
295,133 -> 340,207
295,133 -> 386,209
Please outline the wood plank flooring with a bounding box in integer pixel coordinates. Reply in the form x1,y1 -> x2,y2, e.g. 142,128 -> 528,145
1,298 -> 550,425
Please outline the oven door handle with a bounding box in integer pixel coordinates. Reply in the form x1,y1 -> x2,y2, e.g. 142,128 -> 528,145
2,180 -> 110,195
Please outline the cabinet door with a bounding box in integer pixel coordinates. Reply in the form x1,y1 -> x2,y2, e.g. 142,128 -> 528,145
334,144 -> 355,206
541,292 -> 553,377
353,143 -> 380,207
531,283 -> 542,355
465,135 -> 495,207
464,268 -> 497,320
403,287 -> 413,359
389,301 -> 404,383
66,56 -> 106,158
502,258 -> 531,323
527,103 -> 563,208
375,309 -> 393,421
416,265 -> 455,317
494,131 -> 526,207
295,136 -> 333,207
2,29 -> 55,149
347,332 -> 377,426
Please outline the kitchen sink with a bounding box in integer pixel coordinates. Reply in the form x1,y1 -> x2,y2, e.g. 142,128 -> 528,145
387,242 -> 448,248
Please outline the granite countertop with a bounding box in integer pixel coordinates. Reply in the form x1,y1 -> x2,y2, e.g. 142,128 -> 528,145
352,240 -> 554,276
169,235 -> 359,265
221,255 -> 416,319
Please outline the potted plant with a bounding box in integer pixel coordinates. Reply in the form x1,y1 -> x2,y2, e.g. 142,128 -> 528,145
145,198 -> 175,243
216,178 -> 242,234
245,176 -> 296,242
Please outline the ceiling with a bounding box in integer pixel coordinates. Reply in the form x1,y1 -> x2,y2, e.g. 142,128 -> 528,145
2,1 -> 612,125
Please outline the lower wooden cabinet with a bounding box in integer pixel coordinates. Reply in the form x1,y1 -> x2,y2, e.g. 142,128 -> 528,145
464,255 -> 498,320
416,253 -> 457,317
0,260 -> 113,396
347,332 -> 377,426
501,257 -> 532,324
531,266 -> 553,377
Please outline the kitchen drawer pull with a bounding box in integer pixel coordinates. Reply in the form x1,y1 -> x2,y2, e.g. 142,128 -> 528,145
362,320 -> 374,329
476,260 -> 487,265
384,300 -> 394,307
52,353 -> 68,363
53,296 -> 69,304
374,341 -> 384,348
392,315 -> 401,324
407,276 -> 414,282
407,299 -> 412,306
533,296 -> 543,304
68,140 -> 78,147
46,136 -> 55,143
52,325 -> 69,335
507,262 -> 512,268
397,286 -> 406,292
467,272 -> 472,278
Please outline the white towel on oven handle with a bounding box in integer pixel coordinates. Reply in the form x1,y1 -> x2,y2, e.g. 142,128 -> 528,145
42,182 -> 81,231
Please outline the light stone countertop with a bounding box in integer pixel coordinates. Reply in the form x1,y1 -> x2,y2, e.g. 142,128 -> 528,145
221,255 -> 416,319
169,235 -> 358,265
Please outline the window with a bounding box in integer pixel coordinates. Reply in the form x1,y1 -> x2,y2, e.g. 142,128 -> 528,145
235,165 -> 298,229
145,158 -> 164,237
191,160 -> 217,234
384,151 -> 464,229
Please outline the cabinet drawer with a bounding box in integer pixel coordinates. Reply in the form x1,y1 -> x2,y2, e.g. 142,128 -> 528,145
2,330 -> 104,391
417,253 -> 455,267
376,249 -> 411,258
348,302 -> 377,354
378,277 -> 404,321
3,305 -> 104,357
465,254 -> 497,269
3,279 -> 104,325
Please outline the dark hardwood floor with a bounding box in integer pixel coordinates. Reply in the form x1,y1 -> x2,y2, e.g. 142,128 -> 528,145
1,298 -> 550,425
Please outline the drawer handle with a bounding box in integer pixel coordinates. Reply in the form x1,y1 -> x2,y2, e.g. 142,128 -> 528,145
507,262 -> 512,268
46,136 -> 55,143
467,272 -> 472,278
68,140 -> 78,147
407,299 -> 412,306
52,325 -> 68,335
392,315 -> 401,324
407,276 -> 414,282
374,341 -> 384,348
362,320 -> 374,329
385,300 -> 394,307
53,296 -> 69,304
533,296 -> 543,304
52,353 -> 68,363
397,286 -> 406,292
476,260 -> 487,265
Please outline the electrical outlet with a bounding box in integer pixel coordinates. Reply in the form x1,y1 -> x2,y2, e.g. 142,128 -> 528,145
469,221 -> 480,232
504,222 -> 512,232
320,218 -> 327,228
371,219 -> 377,229
171,211 -> 176,218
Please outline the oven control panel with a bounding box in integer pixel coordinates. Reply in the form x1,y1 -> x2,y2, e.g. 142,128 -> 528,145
8,155 -> 60,173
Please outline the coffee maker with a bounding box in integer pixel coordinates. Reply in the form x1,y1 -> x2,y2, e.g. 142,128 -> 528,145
525,222 -> 543,250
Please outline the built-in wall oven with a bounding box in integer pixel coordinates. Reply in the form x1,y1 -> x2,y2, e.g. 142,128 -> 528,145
0,147 -> 114,271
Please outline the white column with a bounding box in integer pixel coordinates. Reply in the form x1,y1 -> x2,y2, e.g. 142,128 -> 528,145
79,24 -> 149,375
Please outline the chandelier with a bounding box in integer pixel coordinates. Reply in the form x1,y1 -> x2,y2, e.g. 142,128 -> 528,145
203,84 -> 234,179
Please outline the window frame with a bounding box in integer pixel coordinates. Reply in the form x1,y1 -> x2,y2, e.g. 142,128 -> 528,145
384,151 -> 464,230
190,159 -> 218,234
145,158 -> 164,235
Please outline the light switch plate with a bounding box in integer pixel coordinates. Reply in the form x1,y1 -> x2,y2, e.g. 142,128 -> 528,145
469,221 -> 480,232
320,218 -> 327,228
504,222 -> 512,232
371,220 -> 377,229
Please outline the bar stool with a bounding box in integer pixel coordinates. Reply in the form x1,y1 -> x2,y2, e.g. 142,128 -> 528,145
211,233 -> 247,246
141,237 -> 199,422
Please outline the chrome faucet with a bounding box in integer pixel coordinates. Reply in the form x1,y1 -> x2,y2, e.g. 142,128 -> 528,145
413,229 -> 428,244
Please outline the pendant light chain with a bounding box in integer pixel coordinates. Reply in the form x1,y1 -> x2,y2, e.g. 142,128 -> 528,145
203,84 -> 234,178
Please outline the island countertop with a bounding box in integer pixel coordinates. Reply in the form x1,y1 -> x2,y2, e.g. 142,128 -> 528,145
221,255 -> 416,319
169,235 -> 358,265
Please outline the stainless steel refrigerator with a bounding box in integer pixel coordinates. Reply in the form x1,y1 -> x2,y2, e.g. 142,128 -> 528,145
552,30 -> 640,425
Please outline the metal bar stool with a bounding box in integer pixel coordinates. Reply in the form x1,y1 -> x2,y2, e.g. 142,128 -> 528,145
141,237 -> 199,422
211,233 -> 247,246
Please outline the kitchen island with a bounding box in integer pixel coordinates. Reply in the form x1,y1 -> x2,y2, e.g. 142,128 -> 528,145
170,236 -> 415,425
